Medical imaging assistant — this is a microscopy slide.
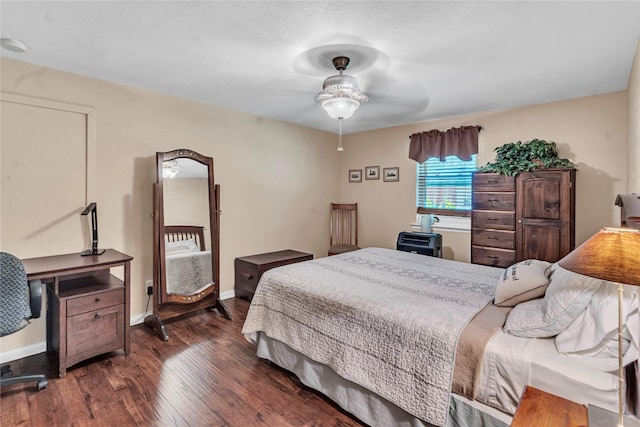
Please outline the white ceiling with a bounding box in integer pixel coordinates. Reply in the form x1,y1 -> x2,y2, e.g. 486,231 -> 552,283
1,1 -> 639,135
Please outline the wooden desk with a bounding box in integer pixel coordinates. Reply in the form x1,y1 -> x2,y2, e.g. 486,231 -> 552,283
511,386 -> 588,427
22,249 -> 133,377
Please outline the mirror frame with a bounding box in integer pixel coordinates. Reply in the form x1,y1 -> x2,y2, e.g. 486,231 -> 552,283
145,149 -> 231,341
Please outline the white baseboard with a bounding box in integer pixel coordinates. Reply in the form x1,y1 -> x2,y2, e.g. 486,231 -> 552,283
0,290 -> 239,364
0,341 -> 46,365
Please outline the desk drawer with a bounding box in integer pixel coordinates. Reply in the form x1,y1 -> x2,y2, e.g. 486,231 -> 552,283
66,303 -> 125,358
67,287 -> 124,316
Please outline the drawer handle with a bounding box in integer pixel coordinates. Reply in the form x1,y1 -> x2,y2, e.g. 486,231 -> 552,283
487,255 -> 499,259
487,217 -> 500,221
94,312 -> 101,319
487,180 -> 499,184
487,236 -> 498,240
95,297 -> 101,303
241,273 -> 253,280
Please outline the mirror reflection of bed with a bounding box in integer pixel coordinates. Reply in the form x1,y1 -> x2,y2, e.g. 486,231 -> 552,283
164,225 -> 212,295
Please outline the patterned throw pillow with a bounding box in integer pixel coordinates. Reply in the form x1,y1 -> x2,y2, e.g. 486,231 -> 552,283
504,265 -> 604,338
494,259 -> 552,307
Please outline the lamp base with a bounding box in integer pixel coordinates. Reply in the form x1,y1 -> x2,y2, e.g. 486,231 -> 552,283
80,249 -> 105,256
588,405 -> 639,427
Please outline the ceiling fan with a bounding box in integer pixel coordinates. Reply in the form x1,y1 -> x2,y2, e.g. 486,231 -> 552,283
313,55 -> 370,151
314,56 -> 369,121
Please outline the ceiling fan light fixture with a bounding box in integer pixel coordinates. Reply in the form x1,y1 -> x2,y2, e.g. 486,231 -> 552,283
321,97 -> 360,120
162,160 -> 180,179
315,56 -> 368,121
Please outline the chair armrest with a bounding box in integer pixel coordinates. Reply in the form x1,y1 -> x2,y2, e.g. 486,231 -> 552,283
28,280 -> 43,319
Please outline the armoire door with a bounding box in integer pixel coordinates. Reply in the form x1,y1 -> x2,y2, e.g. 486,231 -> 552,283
516,169 -> 576,262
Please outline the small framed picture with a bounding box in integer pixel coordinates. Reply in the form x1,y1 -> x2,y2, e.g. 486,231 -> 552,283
365,166 -> 380,180
349,169 -> 362,183
383,167 -> 400,182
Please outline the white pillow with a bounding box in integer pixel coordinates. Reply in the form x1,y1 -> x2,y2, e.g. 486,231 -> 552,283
555,283 -> 639,371
503,264 -> 604,338
494,259 -> 552,307
165,238 -> 199,255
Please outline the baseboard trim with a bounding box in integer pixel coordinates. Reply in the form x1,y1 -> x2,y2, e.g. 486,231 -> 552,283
0,341 -> 46,365
0,290 -> 239,364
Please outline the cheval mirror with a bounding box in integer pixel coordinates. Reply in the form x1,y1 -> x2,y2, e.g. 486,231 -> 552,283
144,149 -> 231,341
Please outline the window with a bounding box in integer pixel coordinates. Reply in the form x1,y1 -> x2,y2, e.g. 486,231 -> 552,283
416,154 -> 477,215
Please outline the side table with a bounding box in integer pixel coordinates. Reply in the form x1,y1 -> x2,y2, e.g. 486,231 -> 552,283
511,386 -> 588,427
234,250 -> 313,300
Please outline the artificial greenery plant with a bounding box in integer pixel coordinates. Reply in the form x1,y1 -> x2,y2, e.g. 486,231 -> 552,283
479,138 -> 574,176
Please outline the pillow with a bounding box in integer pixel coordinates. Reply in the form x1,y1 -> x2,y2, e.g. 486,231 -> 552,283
555,283 -> 639,371
165,238 -> 199,255
494,259 -> 552,307
503,264 -> 604,338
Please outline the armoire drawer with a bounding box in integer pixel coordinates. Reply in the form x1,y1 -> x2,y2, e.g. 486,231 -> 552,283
472,173 -> 516,192
473,192 -> 515,211
471,229 -> 516,250
471,247 -> 515,268
472,210 -> 516,230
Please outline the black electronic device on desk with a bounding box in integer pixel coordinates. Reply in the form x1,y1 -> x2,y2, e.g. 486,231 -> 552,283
396,232 -> 442,257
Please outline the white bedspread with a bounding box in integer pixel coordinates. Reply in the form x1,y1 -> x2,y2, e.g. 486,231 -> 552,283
242,247 -> 502,426
165,250 -> 212,295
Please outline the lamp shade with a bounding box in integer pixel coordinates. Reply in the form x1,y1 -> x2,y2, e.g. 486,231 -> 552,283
321,97 -> 360,120
557,227 -> 640,286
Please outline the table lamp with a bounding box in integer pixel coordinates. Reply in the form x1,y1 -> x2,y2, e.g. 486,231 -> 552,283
558,227 -> 640,427
80,202 -> 105,256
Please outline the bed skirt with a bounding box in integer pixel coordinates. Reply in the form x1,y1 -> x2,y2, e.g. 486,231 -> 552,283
253,332 -> 511,427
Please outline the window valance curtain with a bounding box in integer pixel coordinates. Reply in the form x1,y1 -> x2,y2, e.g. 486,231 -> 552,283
409,125 -> 480,163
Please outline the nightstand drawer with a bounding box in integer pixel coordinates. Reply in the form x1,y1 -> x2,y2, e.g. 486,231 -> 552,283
235,250 -> 313,300
67,287 -> 124,316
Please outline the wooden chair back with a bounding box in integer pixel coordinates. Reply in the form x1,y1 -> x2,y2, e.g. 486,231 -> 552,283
330,203 -> 358,247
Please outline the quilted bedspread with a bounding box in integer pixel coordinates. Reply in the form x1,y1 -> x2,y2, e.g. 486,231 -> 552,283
242,247 -> 502,426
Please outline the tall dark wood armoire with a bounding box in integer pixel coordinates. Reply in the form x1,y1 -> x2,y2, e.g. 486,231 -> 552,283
471,169 -> 576,268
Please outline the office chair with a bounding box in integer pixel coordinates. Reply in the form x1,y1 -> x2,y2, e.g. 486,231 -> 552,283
328,203 -> 360,256
0,252 -> 48,391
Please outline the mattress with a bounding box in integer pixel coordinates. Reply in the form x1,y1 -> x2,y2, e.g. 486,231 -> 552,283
477,330 -> 620,415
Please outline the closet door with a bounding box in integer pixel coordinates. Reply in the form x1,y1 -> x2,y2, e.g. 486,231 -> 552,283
516,169 -> 576,262
0,95 -> 95,258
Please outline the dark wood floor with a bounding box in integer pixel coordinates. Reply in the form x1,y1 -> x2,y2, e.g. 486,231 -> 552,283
1,298 -> 366,427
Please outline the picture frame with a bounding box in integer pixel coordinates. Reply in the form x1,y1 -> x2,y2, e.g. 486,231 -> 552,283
365,166 -> 380,180
383,167 -> 400,182
348,169 -> 362,183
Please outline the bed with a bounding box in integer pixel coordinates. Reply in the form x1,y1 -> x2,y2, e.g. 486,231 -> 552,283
164,225 -> 212,295
242,247 -> 639,427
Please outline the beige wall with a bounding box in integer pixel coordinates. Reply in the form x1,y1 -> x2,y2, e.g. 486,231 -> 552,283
0,58 -> 340,355
340,92 -> 629,261
629,37 -> 640,192
0,54 -> 633,358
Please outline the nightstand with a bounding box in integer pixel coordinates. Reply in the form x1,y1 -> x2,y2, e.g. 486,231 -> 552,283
234,250 -> 313,301
511,386 -> 588,427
